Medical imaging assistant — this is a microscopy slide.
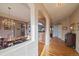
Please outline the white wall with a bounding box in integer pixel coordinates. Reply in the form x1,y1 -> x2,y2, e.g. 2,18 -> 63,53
53,25 -> 63,39
59,18 -> 71,41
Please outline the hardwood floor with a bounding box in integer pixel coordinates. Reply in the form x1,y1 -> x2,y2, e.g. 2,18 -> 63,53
38,41 -> 44,56
40,37 -> 79,56
38,32 -> 45,56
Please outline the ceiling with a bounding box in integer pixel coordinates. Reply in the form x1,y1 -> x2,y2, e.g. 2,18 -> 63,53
0,3 -> 79,23
43,3 -> 79,23
0,3 -> 30,22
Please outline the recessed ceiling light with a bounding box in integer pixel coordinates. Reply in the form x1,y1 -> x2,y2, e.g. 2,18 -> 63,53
56,3 -> 64,7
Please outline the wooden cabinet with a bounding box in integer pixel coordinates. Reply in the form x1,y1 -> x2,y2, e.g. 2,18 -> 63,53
65,32 -> 76,48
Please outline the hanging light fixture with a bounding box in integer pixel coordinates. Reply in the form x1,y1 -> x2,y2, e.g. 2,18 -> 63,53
2,7 -> 11,29
8,7 -> 11,28
8,7 -> 15,27
8,7 -> 11,17
2,7 -> 15,30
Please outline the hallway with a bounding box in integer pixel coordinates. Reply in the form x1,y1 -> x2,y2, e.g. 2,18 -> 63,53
0,3 -> 79,56
41,37 -> 79,56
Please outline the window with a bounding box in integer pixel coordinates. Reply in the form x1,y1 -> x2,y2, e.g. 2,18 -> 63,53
38,22 -> 45,32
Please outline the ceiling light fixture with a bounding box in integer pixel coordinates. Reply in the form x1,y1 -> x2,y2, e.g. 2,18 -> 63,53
56,3 -> 64,7
2,7 -> 15,29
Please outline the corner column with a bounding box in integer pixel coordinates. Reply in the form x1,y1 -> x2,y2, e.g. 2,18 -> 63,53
28,4 -> 38,56
45,15 -> 50,55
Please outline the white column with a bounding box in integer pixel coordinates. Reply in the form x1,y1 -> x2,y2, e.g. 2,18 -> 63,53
45,16 -> 50,46
30,4 -> 38,42
28,4 -> 38,56
45,15 -> 50,55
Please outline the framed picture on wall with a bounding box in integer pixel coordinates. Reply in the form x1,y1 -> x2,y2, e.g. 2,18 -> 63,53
63,26 -> 67,30
69,23 -> 75,31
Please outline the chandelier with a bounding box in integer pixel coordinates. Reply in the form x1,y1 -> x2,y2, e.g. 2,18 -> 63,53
2,7 -> 15,29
